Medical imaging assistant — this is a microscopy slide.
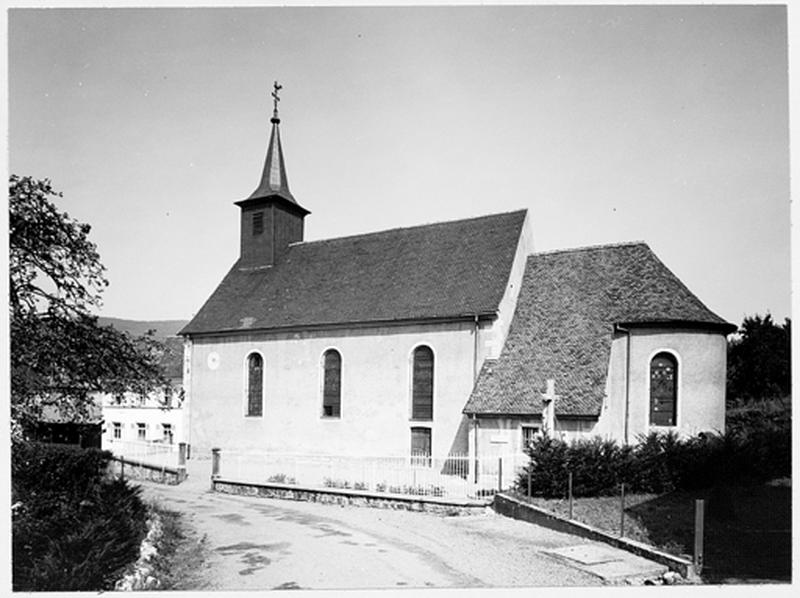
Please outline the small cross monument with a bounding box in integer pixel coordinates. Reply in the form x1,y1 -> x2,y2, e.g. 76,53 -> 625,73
541,378 -> 559,436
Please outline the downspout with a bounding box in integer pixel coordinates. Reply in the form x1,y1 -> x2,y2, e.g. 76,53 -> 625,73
471,315 -> 480,483
616,325 -> 632,445
471,413 -> 479,483
472,314 -> 479,382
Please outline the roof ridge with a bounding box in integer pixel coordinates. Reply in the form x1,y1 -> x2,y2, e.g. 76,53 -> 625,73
288,209 -> 527,248
531,240 -> 648,258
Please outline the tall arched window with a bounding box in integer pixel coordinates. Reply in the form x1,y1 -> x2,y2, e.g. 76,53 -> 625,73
411,345 -> 434,420
322,349 -> 341,418
650,352 -> 677,426
246,353 -> 263,417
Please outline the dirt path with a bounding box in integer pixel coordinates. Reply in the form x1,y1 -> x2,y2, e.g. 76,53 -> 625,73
136,459 -> 604,590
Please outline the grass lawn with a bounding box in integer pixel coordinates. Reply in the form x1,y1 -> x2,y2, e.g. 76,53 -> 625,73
513,483 -> 791,583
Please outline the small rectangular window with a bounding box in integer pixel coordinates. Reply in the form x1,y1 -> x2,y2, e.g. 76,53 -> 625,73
137,423 -> 146,441
252,212 -> 264,236
112,422 -> 122,439
162,423 -> 173,444
410,427 -> 432,467
521,425 -> 541,449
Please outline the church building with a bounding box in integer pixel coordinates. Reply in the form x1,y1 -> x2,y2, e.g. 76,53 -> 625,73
180,86 -> 735,467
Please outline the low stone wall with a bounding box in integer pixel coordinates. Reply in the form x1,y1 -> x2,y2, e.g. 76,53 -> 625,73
212,478 -> 490,515
493,493 -> 698,580
109,458 -> 186,486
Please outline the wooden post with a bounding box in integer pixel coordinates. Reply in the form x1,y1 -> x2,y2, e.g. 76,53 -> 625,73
497,457 -> 503,492
568,472 -> 573,519
177,442 -> 187,483
694,499 -> 705,575
211,447 -> 221,481
527,468 -> 532,498
619,483 -> 626,537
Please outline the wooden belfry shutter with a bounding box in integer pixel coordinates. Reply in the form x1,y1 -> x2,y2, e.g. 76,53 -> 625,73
650,353 -> 677,426
247,353 -> 263,416
412,346 -> 434,420
322,350 -> 341,417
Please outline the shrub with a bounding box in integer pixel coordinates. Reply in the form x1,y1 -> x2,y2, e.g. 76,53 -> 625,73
517,422 -> 791,498
12,442 -> 148,591
12,441 -> 113,500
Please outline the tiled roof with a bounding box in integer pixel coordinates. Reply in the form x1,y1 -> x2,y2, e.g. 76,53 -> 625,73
464,242 -> 734,417
181,210 -> 527,335
161,336 -> 184,381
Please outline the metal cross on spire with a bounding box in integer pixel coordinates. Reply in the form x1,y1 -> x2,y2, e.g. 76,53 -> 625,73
271,81 -> 283,122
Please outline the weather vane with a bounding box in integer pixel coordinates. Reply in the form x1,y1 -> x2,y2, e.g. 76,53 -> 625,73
271,81 -> 283,121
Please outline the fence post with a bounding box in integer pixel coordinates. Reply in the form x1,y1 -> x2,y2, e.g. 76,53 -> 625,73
211,447 -> 221,487
568,471 -> 573,519
496,457 -> 503,493
694,499 -> 705,575
177,442 -> 187,483
527,468 -> 532,498
619,483 -> 626,537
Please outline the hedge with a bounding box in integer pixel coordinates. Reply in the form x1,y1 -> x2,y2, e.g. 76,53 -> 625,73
517,422 -> 791,498
12,442 -> 148,591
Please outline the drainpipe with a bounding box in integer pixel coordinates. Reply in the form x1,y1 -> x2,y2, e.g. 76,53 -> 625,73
471,413 -> 480,484
616,325 -> 632,445
472,314 -> 479,382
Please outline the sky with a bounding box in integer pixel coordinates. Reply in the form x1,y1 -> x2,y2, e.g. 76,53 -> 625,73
7,4 -> 792,325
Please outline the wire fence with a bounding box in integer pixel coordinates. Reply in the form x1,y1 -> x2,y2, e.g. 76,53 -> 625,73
214,450 -> 529,499
104,438 -> 179,468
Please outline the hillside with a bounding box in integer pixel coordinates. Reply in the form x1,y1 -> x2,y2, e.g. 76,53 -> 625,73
97,317 -> 188,340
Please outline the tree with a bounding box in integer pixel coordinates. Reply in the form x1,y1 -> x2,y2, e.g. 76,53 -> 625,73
9,175 -> 171,435
727,313 -> 791,403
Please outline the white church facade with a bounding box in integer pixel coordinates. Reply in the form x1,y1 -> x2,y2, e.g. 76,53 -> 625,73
180,88 -> 735,466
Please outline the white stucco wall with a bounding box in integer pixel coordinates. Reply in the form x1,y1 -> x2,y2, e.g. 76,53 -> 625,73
185,321 -> 482,458
594,328 -> 727,443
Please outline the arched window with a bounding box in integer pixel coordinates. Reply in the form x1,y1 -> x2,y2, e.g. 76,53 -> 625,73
650,352 -> 677,426
411,346 -> 434,420
322,349 -> 341,418
246,353 -> 263,417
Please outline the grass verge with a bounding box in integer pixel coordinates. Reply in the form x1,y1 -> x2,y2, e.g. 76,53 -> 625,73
513,483 -> 791,583
147,502 -> 210,590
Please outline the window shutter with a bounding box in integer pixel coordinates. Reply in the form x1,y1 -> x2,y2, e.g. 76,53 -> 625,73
322,350 -> 342,417
412,346 -> 434,420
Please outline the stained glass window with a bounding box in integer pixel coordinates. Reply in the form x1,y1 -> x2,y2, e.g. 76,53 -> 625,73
650,353 -> 677,426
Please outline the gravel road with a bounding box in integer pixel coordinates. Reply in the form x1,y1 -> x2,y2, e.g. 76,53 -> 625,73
137,460 -> 603,590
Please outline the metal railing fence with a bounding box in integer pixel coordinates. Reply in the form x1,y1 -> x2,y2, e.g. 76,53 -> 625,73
104,438 -> 179,468
213,450 -> 529,499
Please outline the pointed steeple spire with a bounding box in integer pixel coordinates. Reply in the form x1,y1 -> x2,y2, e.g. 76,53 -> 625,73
235,82 -> 309,269
247,81 -> 296,203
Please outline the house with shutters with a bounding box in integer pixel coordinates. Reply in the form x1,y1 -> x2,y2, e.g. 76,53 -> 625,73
180,87 -> 735,466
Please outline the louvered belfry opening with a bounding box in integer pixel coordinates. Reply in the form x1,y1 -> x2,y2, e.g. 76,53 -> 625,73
322,349 -> 341,418
411,346 -> 434,420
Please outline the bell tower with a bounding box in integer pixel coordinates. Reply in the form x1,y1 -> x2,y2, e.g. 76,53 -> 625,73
235,81 -> 310,268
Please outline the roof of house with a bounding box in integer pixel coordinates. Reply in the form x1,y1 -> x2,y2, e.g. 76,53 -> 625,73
161,336 -> 184,381
463,242 -> 735,417
181,210 -> 527,336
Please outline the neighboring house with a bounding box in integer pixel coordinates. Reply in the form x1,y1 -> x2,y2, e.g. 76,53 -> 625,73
100,336 -> 185,449
180,99 -> 735,467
